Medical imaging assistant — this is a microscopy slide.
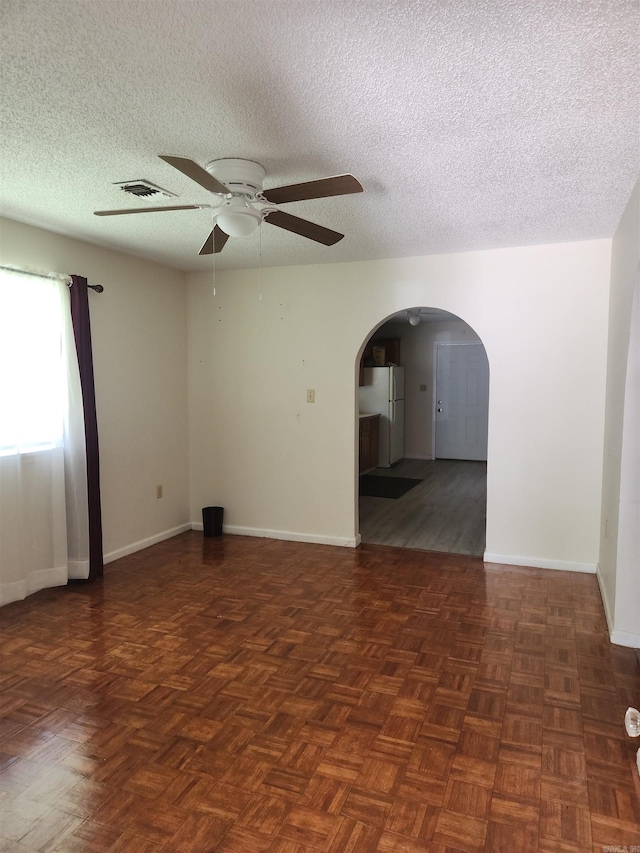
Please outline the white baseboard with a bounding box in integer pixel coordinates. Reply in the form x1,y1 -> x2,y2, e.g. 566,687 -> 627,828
609,628 -> 640,649
483,551 -> 597,574
191,522 -> 359,548
222,525 -> 360,548
596,567 -> 640,649
403,455 -> 433,461
104,523 -> 192,564
596,565 -> 615,635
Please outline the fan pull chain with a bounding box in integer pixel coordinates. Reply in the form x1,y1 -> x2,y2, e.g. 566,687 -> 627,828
212,213 -> 216,296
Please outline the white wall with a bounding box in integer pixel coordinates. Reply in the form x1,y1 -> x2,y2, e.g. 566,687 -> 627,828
187,239 -> 611,570
0,216 -> 615,578
598,180 -> 640,647
372,318 -> 481,459
0,218 -> 190,560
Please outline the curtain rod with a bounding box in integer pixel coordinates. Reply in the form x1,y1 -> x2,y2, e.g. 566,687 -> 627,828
0,264 -> 103,292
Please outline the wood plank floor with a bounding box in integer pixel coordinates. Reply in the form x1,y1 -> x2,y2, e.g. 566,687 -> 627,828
1,532 -> 639,852
359,460 -> 487,556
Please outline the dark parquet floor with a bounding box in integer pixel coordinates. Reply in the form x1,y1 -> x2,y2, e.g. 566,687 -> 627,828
0,532 -> 639,852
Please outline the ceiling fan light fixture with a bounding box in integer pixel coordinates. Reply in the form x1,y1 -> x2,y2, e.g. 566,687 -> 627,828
215,205 -> 263,237
408,314 -> 420,326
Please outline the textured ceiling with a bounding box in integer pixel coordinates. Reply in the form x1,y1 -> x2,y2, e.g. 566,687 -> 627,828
0,0 -> 638,272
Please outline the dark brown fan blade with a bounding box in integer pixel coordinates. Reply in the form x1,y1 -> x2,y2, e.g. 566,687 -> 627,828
159,155 -> 230,195
199,225 -> 230,255
262,174 -> 362,205
264,210 -> 344,245
94,204 -> 201,216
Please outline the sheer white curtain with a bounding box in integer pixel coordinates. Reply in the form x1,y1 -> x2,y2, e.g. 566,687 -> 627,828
0,268 -> 89,606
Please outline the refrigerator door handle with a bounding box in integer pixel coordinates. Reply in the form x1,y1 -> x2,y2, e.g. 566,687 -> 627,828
390,400 -> 396,425
391,373 -> 396,402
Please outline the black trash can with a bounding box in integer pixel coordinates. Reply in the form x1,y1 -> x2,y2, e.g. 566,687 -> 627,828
202,506 -> 224,537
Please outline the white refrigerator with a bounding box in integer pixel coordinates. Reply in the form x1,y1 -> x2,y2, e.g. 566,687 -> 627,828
358,366 -> 405,467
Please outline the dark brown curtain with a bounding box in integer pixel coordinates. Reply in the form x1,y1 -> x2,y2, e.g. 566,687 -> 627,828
69,275 -> 103,579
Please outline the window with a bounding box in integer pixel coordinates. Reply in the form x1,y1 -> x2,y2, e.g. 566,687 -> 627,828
0,269 -> 68,456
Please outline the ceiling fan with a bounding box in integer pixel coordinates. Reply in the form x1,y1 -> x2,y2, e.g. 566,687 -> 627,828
94,156 -> 363,255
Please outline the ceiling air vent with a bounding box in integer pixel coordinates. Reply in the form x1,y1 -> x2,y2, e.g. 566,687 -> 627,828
112,179 -> 177,198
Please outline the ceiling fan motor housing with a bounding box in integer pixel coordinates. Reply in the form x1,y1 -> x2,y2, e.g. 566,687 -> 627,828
205,160 -> 268,237
205,158 -> 265,197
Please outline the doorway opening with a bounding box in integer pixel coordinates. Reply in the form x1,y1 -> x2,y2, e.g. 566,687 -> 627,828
356,307 -> 489,555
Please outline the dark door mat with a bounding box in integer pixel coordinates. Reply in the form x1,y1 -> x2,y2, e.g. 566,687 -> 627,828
359,475 -> 422,499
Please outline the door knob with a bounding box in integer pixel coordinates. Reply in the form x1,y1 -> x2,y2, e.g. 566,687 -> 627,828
437,407 -> 443,412
437,400 -> 442,404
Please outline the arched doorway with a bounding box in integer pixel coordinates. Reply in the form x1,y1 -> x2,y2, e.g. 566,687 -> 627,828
356,307 -> 490,555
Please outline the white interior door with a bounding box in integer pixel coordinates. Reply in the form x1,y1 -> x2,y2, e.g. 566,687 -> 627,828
435,343 -> 489,460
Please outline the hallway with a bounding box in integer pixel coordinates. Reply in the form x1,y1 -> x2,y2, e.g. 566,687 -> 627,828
358,459 -> 487,555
